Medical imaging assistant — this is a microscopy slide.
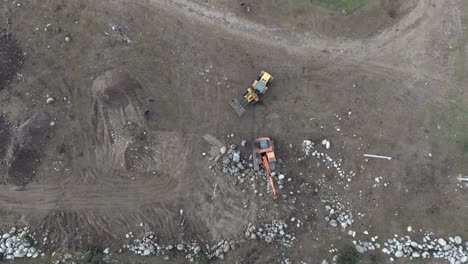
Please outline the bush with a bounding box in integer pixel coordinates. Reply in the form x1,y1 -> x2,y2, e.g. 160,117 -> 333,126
81,248 -> 104,264
337,244 -> 359,264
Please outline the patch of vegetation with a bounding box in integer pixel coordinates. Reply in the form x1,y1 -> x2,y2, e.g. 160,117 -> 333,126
387,8 -> 397,18
430,98 -> 468,169
56,143 -> 66,154
50,25 -> 62,33
370,254 -> 380,264
80,248 -> 104,264
337,244 -> 359,264
425,204 -> 440,215
308,0 -> 367,13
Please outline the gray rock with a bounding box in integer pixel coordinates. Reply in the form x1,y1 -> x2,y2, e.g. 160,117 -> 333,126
438,238 -> 447,246
103,248 -> 110,254
454,236 -> 462,245
14,249 -> 25,258
223,244 -> 230,253
250,233 -> 257,240
220,146 -> 227,154
193,246 -> 201,255
329,219 -> 338,227
395,250 -> 404,258
356,245 -> 365,253
265,236 -> 273,243
232,152 -> 240,163
65,36 -> 71,42
241,140 -> 247,147
177,244 -> 184,251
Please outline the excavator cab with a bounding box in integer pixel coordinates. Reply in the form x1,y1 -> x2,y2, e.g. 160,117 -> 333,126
253,137 -> 276,171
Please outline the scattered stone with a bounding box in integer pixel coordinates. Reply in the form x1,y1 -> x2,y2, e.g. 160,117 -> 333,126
103,248 -> 110,254
220,146 -> 227,154
46,97 -> 55,104
245,221 -> 295,247
356,245 -> 366,253
438,238 -> 447,246
241,140 -> 247,147
321,139 -> 331,149
302,140 -> 314,155
64,36 -> 71,42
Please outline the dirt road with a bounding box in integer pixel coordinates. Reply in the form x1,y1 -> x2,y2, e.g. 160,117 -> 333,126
0,0 -> 466,262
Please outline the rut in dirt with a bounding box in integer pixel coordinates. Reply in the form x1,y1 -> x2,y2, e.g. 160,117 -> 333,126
0,28 -> 23,91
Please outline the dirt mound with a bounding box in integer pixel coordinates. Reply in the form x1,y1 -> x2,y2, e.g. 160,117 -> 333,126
0,29 -> 23,90
0,112 -> 52,186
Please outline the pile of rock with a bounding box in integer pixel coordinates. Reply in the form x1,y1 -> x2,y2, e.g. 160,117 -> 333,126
177,241 -> 202,262
302,140 -> 314,155
212,144 -> 287,197
356,233 -> 467,263
354,236 -> 381,253
323,202 -> 354,229
0,227 -> 41,260
204,239 -> 235,260
124,232 -> 166,256
245,220 -> 295,248
124,232 -> 236,261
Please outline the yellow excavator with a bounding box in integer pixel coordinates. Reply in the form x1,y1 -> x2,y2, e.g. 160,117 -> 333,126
230,71 -> 273,115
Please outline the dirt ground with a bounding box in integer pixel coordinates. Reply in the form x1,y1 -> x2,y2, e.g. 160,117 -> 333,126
0,0 -> 467,263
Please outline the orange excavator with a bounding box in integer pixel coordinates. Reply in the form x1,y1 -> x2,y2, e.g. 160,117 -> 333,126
252,137 -> 278,200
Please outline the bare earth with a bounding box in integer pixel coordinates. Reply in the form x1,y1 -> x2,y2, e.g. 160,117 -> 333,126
0,0 -> 467,263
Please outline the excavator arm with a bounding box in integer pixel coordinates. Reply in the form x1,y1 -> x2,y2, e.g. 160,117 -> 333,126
261,155 -> 278,201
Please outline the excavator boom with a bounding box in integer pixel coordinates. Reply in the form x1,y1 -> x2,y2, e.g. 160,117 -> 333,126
262,155 -> 278,201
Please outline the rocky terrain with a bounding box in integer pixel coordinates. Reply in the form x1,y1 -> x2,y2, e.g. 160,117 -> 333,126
0,0 -> 466,263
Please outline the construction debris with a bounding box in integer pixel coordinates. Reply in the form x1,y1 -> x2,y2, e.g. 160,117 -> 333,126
363,154 -> 392,160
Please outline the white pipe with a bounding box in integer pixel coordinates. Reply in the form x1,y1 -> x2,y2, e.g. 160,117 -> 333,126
363,154 -> 392,160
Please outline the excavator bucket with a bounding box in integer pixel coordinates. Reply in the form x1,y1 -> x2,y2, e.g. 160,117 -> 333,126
230,99 -> 246,116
